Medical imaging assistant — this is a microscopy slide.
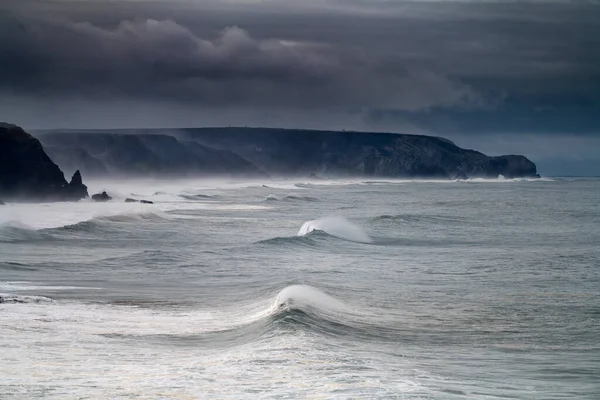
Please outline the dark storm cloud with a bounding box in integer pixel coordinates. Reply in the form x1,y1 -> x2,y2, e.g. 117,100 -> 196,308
1,1 -> 599,144
0,7 -> 485,111
5,0 -> 599,112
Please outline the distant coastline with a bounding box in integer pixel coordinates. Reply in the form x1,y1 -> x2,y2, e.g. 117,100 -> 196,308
34,126 -> 539,181
1,122 -> 542,202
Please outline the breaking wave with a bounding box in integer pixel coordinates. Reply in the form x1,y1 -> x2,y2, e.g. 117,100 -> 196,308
0,221 -> 54,243
298,216 -> 372,244
275,285 -> 349,313
105,285 -> 393,347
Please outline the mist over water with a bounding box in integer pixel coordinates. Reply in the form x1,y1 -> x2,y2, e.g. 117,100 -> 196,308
1,177 -> 599,399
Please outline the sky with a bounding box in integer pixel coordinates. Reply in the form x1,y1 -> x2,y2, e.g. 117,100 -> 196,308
1,0 -> 599,175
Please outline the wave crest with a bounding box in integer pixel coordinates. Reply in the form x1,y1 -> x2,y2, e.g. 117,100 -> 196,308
275,285 -> 348,313
0,221 -> 53,243
298,216 -> 372,243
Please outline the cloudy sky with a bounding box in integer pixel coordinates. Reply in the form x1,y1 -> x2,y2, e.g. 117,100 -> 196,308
1,0 -> 599,175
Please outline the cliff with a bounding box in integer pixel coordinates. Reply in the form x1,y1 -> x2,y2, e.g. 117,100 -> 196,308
38,131 -> 264,178
186,128 -> 539,179
0,123 -> 88,202
35,127 -> 539,179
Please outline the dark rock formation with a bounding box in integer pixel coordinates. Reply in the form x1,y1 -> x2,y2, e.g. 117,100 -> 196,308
92,191 -> 112,202
124,198 -> 153,204
32,127 -> 539,179
67,170 -> 89,200
0,123 -> 89,202
0,199 -> 4,205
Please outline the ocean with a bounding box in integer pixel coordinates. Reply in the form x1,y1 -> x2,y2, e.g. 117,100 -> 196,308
1,178 -> 599,399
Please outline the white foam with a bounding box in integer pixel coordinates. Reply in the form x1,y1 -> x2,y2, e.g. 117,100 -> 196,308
1,176 -> 553,232
259,182 -> 307,190
0,298 -> 418,398
0,201 -> 163,230
298,216 -> 372,243
0,220 -> 36,230
0,179 -> 273,230
275,285 -> 349,313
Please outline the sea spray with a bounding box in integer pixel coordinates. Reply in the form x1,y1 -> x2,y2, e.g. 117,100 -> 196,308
298,216 -> 372,243
275,285 -> 349,313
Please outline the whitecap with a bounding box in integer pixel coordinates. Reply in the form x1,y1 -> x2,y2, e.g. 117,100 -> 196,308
298,216 -> 372,243
275,285 -> 349,313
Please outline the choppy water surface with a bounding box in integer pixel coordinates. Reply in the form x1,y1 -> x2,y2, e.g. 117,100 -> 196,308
1,178 -> 599,399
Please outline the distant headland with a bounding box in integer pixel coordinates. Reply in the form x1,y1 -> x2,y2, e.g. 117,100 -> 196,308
1,123 -> 539,202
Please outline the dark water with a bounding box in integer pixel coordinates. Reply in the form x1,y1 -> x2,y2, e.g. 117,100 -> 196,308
1,178 -> 599,399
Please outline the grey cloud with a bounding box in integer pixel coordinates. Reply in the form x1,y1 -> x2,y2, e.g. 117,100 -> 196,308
3,0 -> 599,101
14,0 -> 597,95
0,15 -> 484,111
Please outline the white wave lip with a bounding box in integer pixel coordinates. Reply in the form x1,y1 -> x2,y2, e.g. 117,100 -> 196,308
297,216 -> 372,243
275,285 -> 349,314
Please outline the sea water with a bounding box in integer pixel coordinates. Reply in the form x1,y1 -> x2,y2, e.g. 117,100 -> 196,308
1,178 -> 599,399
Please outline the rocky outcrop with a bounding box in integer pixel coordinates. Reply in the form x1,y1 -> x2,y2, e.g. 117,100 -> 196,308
67,170 -> 89,200
92,191 -> 112,202
0,123 -> 89,202
125,198 -> 154,204
33,127 -> 539,179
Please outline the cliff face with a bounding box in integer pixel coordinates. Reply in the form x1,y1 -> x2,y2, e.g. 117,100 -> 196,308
0,123 -> 88,202
38,132 -> 264,177
184,128 -> 539,179
35,127 -> 539,179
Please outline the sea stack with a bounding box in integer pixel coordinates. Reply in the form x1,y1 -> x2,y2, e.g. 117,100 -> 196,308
67,170 -> 89,200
